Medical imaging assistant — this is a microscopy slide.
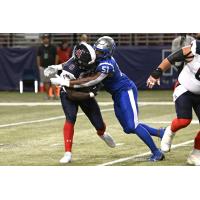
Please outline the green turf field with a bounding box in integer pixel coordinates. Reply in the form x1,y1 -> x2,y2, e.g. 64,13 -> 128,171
0,90 -> 198,166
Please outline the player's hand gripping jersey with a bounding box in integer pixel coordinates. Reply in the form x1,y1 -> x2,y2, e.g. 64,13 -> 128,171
60,57 -> 99,100
45,42 -> 99,100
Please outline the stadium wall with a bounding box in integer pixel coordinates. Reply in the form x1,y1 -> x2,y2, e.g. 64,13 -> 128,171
0,46 -> 177,91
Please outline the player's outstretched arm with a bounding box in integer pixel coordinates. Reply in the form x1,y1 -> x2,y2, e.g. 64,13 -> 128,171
147,45 -> 194,88
69,72 -> 108,88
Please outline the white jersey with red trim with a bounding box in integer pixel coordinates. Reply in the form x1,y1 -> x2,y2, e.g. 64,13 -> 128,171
178,40 -> 200,95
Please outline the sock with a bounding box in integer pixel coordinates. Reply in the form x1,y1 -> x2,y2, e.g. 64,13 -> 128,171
63,121 -> 74,152
134,124 -> 158,154
97,123 -> 106,136
194,131 -> 200,150
171,118 -> 191,132
140,123 -> 164,138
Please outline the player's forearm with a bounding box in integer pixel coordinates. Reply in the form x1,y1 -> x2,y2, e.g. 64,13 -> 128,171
150,47 -> 190,79
70,73 -> 108,88
66,89 -> 94,100
70,76 -> 95,86
150,58 -> 171,79
70,73 -> 101,87
158,58 -> 172,72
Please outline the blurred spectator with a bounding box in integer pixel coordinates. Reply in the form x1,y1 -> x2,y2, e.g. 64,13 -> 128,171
171,33 -> 195,74
37,34 -> 59,99
57,39 -> 72,64
0,34 -> 8,47
79,34 -> 88,43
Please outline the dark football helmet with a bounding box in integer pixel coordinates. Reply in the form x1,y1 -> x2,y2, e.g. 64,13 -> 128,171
74,42 -> 96,69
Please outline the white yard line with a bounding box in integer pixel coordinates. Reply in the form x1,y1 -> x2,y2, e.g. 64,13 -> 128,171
0,108 -> 114,128
0,101 -> 174,106
0,101 -> 176,128
0,102 -> 113,106
145,120 -> 199,124
1,105 -> 199,128
98,140 -> 194,166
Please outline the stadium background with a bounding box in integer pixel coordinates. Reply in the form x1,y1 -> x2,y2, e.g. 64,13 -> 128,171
0,33 -> 196,91
0,33 -> 199,166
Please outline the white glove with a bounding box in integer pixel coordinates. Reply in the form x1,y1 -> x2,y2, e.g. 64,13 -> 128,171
44,64 -> 62,77
50,74 -> 70,87
146,76 -> 160,89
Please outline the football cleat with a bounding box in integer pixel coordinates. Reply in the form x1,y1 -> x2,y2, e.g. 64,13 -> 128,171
187,149 -> 200,166
100,132 -> 116,148
161,126 -> 175,152
59,152 -> 72,164
149,149 -> 165,162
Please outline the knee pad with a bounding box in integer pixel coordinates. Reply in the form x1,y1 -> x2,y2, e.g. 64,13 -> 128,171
97,122 -> 106,136
171,118 -> 191,132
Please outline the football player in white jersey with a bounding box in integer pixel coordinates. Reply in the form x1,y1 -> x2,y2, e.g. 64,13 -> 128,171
147,40 -> 200,165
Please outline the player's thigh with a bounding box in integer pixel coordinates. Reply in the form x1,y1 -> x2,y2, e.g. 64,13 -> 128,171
114,89 -> 139,132
79,98 -> 104,130
60,91 -> 78,123
192,94 -> 200,122
175,92 -> 193,119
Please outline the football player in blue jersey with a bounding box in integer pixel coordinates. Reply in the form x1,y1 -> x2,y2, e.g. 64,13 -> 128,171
44,42 -> 116,164
50,36 -> 165,162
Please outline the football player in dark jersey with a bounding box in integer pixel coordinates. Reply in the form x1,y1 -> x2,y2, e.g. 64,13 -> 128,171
147,39 -> 200,165
44,42 -> 115,164
50,36 -> 166,162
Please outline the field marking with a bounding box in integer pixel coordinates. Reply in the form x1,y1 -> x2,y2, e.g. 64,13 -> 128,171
98,140 -> 194,166
145,120 -> 199,124
0,108 -> 114,128
116,143 -> 124,146
0,109 -> 198,129
0,102 -> 113,106
0,101 -> 174,106
50,142 -> 124,147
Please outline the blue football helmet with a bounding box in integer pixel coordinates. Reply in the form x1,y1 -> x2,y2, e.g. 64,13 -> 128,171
93,36 -> 116,60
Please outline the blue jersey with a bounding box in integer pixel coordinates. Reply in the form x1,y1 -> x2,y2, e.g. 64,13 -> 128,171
96,57 -> 135,95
